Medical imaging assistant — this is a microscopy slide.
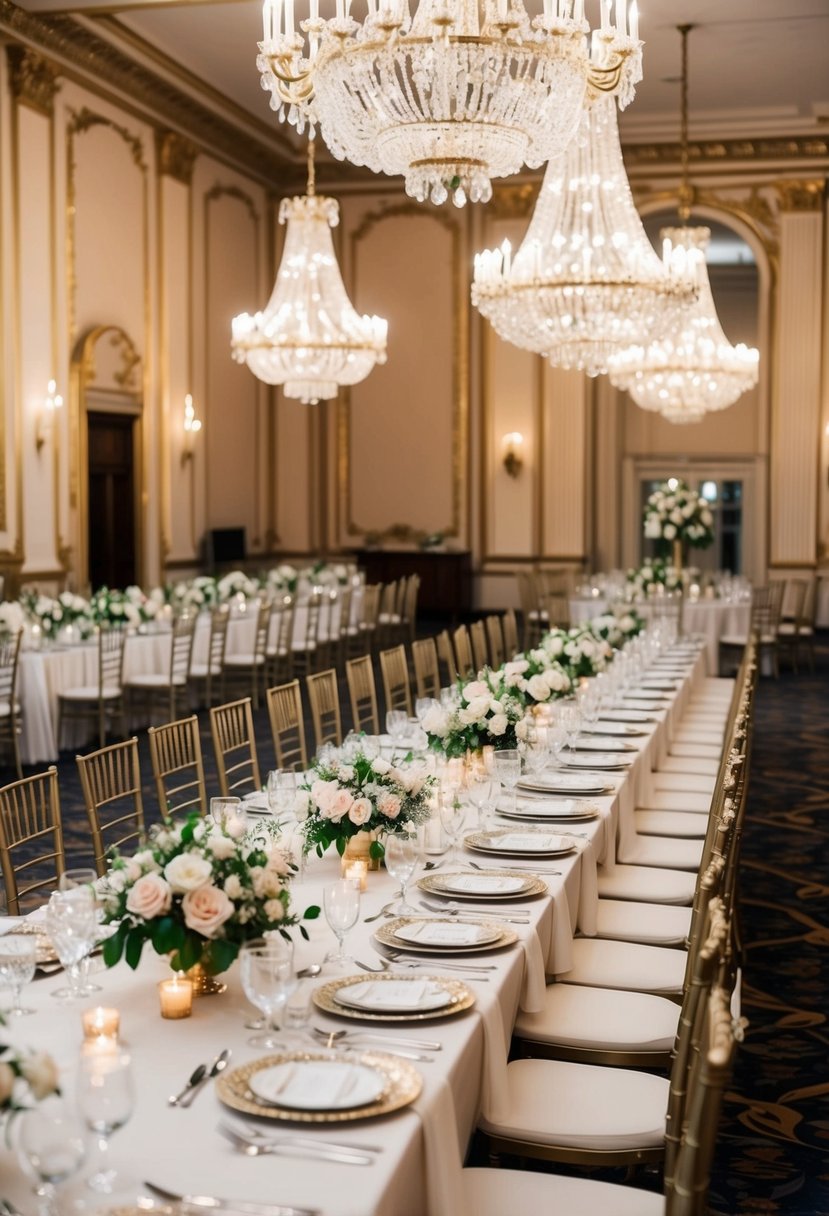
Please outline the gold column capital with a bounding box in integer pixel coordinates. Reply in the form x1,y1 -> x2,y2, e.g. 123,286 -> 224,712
156,130 -> 198,185
6,44 -> 60,117
775,179 -> 825,213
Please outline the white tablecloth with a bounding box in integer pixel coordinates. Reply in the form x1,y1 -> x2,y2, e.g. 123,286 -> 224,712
0,645 -> 715,1216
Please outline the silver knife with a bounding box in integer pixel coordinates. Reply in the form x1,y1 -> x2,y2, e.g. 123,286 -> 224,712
144,1182 -> 320,1216
178,1048 -> 232,1108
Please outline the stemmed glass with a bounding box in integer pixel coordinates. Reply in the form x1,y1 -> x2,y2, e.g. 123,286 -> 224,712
58,868 -> 102,996
17,1097 -> 87,1216
323,881 -> 360,966
493,748 -> 521,814
76,1049 -> 134,1193
415,697 -> 438,726
466,772 -> 494,828
384,833 -> 420,914
385,710 -> 408,753
438,783 -> 468,865
268,770 -> 297,819
520,724 -> 549,777
46,888 -> 99,1002
210,796 -> 247,836
0,934 -> 37,1016
559,706 -> 583,761
240,937 -> 296,1048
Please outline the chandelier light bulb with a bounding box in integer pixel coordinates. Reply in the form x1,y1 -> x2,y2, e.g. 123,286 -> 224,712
607,226 -> 760,421
472,96 -> 693,376
256,0 -> 644,207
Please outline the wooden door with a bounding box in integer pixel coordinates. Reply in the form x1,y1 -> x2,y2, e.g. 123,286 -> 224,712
87,412 -> 136,589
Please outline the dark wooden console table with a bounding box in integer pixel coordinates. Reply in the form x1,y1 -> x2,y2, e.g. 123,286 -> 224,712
355,549 -> 472,619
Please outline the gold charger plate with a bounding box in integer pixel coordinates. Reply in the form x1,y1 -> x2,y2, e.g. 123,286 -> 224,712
216,1050 -> 421,1124
417,870 -> 547,901
6,922 -> 59,965
313,972 -> 475,1022
375,916 -> 518,955
463,829 -> 578,859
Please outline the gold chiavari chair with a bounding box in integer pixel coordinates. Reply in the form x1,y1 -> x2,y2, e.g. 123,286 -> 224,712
452,625 -> 474,678
435,629 -> 457,685
292,592 -> 323,678
335,585 -> 354,666
345,655 -> 380,735
124,611 -> 196,726
516,570 -> 547,647
0,767 -> 64,915
355,582 -> 381,656
306,669 -> 343,750
209,698 -> 261,798
401,574 -> 420,645
223,596 -> 273,709
57,625 -> 128,752
485,615 -> 505,670
379,645 -> 413,716
377,580 -> 401,650
0,630 -> 24,778
502,608 -> 519,658
266,680 -> 309,772
265,595 -> 296,686
470,619 -> 489,672
189,603 -> 230,708
776,577 -> 809,672
147,715 -> 207,818
76,737 -> 145,876
412,637 -> 441,700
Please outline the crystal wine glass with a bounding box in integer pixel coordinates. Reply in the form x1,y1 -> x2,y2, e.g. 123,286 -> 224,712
76,1049 -> 135,1193
493,748 -> 521,814
384,833 -> 420,914
46,888 -> 99,1002
17,1097 -> 86,1216
0,934 -> 37,1016
521,724 -> 549,776
323,880 -> 360,967
58,868 -> 102,996
438,786 -> 468,866
210,796 -> 246,836
240,937 -> 295,1048
559,705 -> 583,759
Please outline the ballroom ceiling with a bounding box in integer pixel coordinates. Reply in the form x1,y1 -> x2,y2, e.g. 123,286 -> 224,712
14,0 -> 829,170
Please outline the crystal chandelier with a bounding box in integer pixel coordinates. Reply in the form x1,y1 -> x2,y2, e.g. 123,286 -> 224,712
606,26 -> 759,421
471,95 -> 695,377
257,0 -> 643,207
231,143 -> 388,404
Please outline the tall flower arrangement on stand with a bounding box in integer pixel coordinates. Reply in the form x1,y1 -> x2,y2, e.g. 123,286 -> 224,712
643,480 -> 714,554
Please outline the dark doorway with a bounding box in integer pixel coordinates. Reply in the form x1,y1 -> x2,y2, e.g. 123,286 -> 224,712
87,411 -> 137,589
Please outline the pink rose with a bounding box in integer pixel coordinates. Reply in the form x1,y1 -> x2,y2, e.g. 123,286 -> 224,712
311,779 -> 339,815
348,797 -> 372,826
125,873 -> 172,920
181,884 -> 234,938
325,789 -> 354,823
378,792 -> 401,820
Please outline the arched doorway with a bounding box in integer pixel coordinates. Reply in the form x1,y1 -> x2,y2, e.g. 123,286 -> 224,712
70,326 -> 144,591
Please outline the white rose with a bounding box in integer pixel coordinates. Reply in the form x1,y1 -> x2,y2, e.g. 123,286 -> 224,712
488,713 -> 508,737
465,695 -> 491,720
503,661 -> 529,679
663,523 -> 677,540
458,705 -> 480,726
181,884 -> 234,937
644,517 -> 662,539
207,833 -> 236,860
422,707 -> 449,737
125,872 -> 172,919
223,874 -> 243,900
670,508 -> 684,525
348,796 -> 372,826
526,674 -> 551,702
545,635 -> 564,657
371,757 -> 392,775
264,898 -> 285,922
20,1052 -> 60,1100
164,852 -> 213,893
462,680 -> 489,703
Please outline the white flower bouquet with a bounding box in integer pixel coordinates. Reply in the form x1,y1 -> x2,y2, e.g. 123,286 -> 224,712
20,591 -> 92,640
90,586 -> 143,628
501,651 -> 573,706
424,668 -> 529,759
99,811 -> 320,976
0,1019 -> 60,1119
589,608 -> 646,648
540,627 -> 611,681
300,749 -> 435,861
0,600 -> 25,639
643,480 -> 714,549
626,558 -> 682,595
216,570 -> 260,603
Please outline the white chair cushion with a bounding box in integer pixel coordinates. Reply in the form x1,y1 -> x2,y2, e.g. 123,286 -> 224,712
634,810 -> 707,839
463,1167 -> 664,1216
719,633 -> 749,647
652,772 -> 716,794
478,1058 -> 669,1151
659,756 -> 721,777
190,662 -> 221,678
670,742 -> 722,760
59,685 -> 120,700
514,982 -> 680,1053
777,622 -> 796,635
126,673 -> 186,688
595,899 -> 692,946
672,730 -> 723,747
619,835 -> 704,871
702,677 -> 735,694
638,790 -> 712,814
0,702 -> 21,717
597,864 -> 696,905
556,938 -> 687,995
224,654 -> 265,667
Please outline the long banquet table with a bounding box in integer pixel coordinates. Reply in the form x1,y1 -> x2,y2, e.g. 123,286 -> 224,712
1,643 -> 716,1216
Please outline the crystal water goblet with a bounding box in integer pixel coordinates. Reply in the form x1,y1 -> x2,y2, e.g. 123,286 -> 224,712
559,706 -> 583,759
58,868 -> 102,996
46,888 -> 98,1002
438,785 -> 468,865
384,833 -> 420,914
493,748 -> 521,814
77,1048 -> 134,1193
17,1098 -> 86,1216
0,934 -> 37,1016
240,937 -> 295,1048
323,880 -> 360,966
210,796 -> 246,836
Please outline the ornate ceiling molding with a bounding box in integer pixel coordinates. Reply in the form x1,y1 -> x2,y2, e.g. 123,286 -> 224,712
156,129 -> 197,186
775,179 -> 825,213
623,135 -> 829,172
0,0 -> 293,187
6,44 -> 60,116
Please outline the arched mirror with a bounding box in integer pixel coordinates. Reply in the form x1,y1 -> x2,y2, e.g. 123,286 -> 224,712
70,326 -> 144,591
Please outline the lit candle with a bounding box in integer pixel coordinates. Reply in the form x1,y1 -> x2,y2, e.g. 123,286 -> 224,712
629,0 -> 638,40
82,1006 -> 120,1042
600,0 -> 611,32
342,858 -> 368,892
158,976 -> 194,1020
616,0 -> 626,37
500,238 -> 512,277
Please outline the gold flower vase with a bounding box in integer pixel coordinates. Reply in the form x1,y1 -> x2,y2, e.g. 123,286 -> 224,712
341,830 -> 381,874
185,960 -> 227,996
672,538 -> 683,574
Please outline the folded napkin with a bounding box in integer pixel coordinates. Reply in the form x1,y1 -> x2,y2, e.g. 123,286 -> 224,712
444,874 -> 525,895
256,1061 -> 365,1109
341,980 -> 431,1009
402,921 -> 487,946
495,833 -> 561,852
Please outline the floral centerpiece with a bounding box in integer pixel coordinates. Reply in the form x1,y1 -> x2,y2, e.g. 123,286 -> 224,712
265,564 -> 299,595
626,557 -> 682,595
501,651 -> 573,706
643,480 -> 714,568
300,749 -> 434,863
541,627 -> 612,681
89,586 -> 144,628
424,668 -> 529,759
99,811 -> 319,978
0,600 -> 25,640
0,1017 -> 60,1121
20,591 -> 92,641
589,608 -> 646,648
216,570 -> 260,603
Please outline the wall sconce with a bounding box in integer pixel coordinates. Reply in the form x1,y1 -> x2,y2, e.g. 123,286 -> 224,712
35,380 -> 63,452
502,432 -> 524,478
182,393 -> 202,463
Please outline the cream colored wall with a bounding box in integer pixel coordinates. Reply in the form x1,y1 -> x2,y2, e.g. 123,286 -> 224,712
0,45 -> 826,608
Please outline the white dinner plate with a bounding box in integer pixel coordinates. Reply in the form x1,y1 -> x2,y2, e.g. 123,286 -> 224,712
249,1060 -> 386,1111
519,773 -> 608,794
393,920 -> 502,947
600,709 -> 653,724
497,802 -> 598,823
464,830 -> 577,857
573,736 -> 636,752
583,722 -> 643,737
641,680 -> 680,690
440,873 -> 529,896
564,752 -> 633,770
333,979 -> 453,1013
243,793 -> 271,813
626,691 -> 671,702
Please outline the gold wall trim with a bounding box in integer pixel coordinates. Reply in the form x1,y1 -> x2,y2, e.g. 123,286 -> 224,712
6,45 -> 60,117
623,135 -> 829,170
0,1 -> 293,189
156,129 -> 197,185
775,179 -> 826,213
631,184 -> 781,269
489,181 -> 541,221
340,201 -> 468,544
